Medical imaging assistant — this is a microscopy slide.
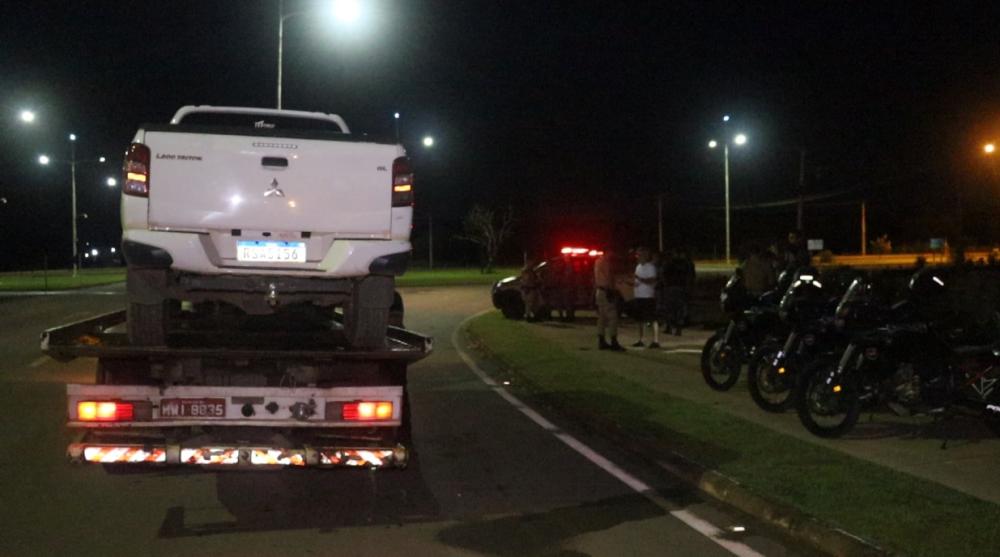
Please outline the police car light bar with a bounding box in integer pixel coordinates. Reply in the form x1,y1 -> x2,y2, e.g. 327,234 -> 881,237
560,247 -> 603,256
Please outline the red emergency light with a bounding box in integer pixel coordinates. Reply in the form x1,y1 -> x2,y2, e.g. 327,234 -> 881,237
560,247 -> 603,257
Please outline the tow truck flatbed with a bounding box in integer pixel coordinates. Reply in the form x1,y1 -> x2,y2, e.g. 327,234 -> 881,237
41,310 -> 432,469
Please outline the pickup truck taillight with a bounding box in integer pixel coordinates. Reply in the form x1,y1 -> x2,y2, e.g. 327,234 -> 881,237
123,143 -> 151,197
391,156 -> 414,207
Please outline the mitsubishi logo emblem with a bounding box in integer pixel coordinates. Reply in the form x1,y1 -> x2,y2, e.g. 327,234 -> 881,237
264,178 -> 285,198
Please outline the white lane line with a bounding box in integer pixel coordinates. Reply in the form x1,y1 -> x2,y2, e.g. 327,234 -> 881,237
452,310 -> 764,557
29,356 -> 51,368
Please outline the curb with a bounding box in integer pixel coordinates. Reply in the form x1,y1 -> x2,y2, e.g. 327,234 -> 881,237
462,324 -> 889,557
655,452 -> 886,557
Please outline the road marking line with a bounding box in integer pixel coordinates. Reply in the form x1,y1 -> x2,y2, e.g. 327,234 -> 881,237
662,348 -> 703,354
29,356 -> 51,368
453,310 -> 764,557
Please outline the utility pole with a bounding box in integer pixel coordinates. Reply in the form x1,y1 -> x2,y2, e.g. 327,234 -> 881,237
428,212 -> 434,270
657,194 -> 664,252
860,201 -> 867,255
797,148 -> 805,232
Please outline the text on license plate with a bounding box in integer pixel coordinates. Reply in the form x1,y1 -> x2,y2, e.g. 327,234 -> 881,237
160,398 -> 226,418
236,240 -> 306,263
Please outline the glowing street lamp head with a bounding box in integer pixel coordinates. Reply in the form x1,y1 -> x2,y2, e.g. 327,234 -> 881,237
984,143 -> 996,155
734,133 -> 748,146
69,133 -> 77,142
20,110 -> 36,123
332,0 -> 361,23
422,136 -> 434,147
708,140 -> 718,149
394,112 -> 400,119
106,177 -> 118,187
98,156 -> 106,163
723,115 -> 731,122
38,154 -> 50,165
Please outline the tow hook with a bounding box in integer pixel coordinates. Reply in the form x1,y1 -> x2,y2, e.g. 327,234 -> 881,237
290,399 -> 317,421
267,282 -> 278,307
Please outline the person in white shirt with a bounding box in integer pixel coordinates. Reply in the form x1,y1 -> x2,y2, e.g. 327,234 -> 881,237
632,247 -> 660,348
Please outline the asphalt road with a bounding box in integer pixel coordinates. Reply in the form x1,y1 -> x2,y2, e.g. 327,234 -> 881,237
0,284 -> 807,557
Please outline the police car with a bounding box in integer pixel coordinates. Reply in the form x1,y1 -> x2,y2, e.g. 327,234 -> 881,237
491,247 -> 634,319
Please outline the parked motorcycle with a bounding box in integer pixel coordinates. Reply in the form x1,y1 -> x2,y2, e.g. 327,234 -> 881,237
796,269 -> 1000,438
747,269 -> 842,412
701,270 -> 787,391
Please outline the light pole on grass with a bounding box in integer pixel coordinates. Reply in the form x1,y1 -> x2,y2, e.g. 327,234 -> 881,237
708,118 -> 748,264
276,0 -> 362,109
38,133 -> 108,276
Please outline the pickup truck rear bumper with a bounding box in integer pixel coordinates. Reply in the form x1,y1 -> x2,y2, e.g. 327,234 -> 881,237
123,230 -> 411,277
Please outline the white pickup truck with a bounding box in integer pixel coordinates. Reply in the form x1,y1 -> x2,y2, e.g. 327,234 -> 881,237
121,106 -> 413,348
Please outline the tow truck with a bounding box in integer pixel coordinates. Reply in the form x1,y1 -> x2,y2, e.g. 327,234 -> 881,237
41,309 -> 431,469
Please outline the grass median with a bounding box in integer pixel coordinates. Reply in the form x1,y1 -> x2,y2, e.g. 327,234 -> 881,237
0,268 -> 126,291
464,311 -> 1000,557
0,267 -> 514,292
396,267 -> 518,287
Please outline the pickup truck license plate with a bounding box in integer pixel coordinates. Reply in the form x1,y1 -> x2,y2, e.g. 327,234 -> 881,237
236,240 -> 306,263
160,398 -> 226,418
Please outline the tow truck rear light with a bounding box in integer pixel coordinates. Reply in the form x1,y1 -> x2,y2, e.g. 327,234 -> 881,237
122,143 -> 151,197
391,157 -> 414,207
341,401 -> 394,421
78,401 -> 134,422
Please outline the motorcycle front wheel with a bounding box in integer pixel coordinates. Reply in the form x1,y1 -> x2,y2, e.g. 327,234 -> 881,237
747,341 -> 796,412
701,330 -> 742,391
796,359 -> 861,438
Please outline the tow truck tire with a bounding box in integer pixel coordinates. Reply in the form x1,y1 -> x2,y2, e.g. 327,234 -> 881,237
127,301 -> 169,346
343,276 -> 394,349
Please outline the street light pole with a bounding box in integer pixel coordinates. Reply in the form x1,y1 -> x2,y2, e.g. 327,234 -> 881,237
70,138 -> 79,276
723,142 -> 732,263
277,0 -> 285,109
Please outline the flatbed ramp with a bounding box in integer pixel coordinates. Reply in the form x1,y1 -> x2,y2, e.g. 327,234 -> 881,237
41,310 -> 432,469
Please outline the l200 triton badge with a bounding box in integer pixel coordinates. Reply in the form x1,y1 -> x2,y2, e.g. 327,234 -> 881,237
264,178 -> 285,198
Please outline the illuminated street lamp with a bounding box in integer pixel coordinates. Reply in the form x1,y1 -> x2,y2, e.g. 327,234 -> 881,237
276,0 -> 363,109
106,177 -> 118,187
708,127 -> 749,264
20,110 -> 36,123
394,112 -> 400,141
984,143 -> 995,155
37,134 -> 107,276
422,135 -> 434,148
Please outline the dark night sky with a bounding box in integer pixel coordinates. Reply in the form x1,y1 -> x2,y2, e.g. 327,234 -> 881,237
2,1 -> 1000,269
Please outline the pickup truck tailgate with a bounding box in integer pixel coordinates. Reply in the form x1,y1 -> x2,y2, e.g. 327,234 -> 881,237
145,131 -> 397,237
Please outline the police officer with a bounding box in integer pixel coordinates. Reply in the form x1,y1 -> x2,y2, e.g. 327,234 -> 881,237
594,248 -> 625,352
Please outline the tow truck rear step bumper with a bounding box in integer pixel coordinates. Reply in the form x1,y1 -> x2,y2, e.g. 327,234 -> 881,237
68,443 -> 407,468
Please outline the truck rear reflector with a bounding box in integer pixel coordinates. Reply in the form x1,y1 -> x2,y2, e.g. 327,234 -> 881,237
342,401 -> 393,421
391,157 -> 414,207
78,401 -> 134,422
122,143 -> 151,197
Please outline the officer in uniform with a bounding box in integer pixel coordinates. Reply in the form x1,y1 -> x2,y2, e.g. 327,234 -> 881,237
594,248 -> 625,351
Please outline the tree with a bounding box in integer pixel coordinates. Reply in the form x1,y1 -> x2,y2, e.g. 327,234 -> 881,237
460,204 -> 515,273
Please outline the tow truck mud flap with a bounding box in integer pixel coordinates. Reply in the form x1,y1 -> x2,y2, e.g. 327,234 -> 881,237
67,443 -> 407,469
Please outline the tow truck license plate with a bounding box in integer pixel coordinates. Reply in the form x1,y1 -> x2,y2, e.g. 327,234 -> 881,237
236,240 -> 306,263
160,398 -> 226,418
